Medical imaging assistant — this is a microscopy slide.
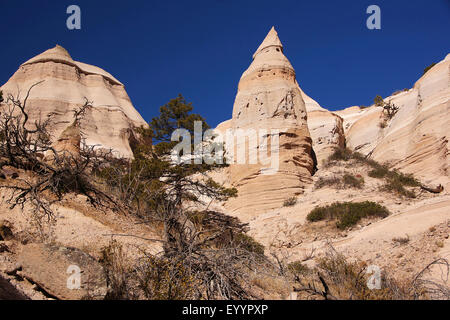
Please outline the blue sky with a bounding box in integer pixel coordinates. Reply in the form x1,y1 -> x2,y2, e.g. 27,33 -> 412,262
0,0 -> 449,127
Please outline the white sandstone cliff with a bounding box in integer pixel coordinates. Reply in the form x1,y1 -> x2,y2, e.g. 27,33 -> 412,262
0,45 -> 147,158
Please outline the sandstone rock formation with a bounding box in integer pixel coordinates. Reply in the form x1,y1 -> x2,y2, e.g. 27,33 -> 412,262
218,27 -> 316,217
335,53 -> 450,188
301,88 -> 345,165
0,45 -> 147,158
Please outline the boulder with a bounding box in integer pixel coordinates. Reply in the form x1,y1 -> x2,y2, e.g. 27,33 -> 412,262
17,243 -> 107,300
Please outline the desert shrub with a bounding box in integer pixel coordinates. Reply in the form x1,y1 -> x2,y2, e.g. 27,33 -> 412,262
234,233 -> 265,256
369,163 -> 418,198
327,148 -> 420,198
368,165 -> 390,178
423,63 -> 437,76
136,255 -> 196,300
392,89 -> 409,96
342,173 -> 364,189
374,95 -> 399,119
100,240 -> 133,300
293,246 -> 450,300
287,261 -> 311,276
327,147 -> 354,162
315,174 -> 363,190
326,147 -> 377,167
98,96 -> 265,300
314,249 -> 409,299
315,176 -> 341,189
374,95 -> 384,107
381,179 -> 416,198
389,171 -> 420,187
436,241 -> 444,248
0,85 -> 118,239
283,197 -> 297,207
250,275 -> 289,298
369,166 -> 419,186
392,235 -> 410,245
307,201 -> 390,230
0,222 -> 14,241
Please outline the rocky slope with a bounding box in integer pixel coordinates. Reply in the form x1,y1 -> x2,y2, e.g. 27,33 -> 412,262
0,32 -> 448,300
215,34 -> 449,293
0,45 -> 147,158
335,54 -> 450,188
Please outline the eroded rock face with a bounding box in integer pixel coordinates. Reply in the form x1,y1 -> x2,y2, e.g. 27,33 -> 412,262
0,45 -> 147,158
335,53 -> 450,188
301,89 -> 345,165
221,27 -> 316,217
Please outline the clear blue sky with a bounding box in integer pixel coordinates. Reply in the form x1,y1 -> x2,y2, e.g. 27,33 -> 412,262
0,0 -> 449,127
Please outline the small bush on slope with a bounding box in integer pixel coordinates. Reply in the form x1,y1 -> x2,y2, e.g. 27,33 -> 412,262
342,173 -> 364,189
306,201 -> 390,230
325,147 -> 378,168
287,261 -> 311,276
326,147 -> 354,162
283,197 -> 297,207
326,148 -> 420,198
423,62 -> 437,76
381,179 -> 416,198
315,176 -> 341,189
315,173 -> 364,190
392,235 -> 410,245
234,233 -> 265,256
292,245 -> 450,300
293,247 -> 410,300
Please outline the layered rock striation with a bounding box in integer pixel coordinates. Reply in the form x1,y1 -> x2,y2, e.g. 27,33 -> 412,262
0,45 -> 147,158
335,53 -> 450,187
301,88 -> 345,165
218,27 -> 317,216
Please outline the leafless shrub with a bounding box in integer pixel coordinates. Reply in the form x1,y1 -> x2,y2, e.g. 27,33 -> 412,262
392,235 -> 410,245
0,83 -> 120,239
290,243 -> 450,300
144,204 -> 267,299
100,240 -> 136,300
411,258 -> 450,300
283,197 -> 297,207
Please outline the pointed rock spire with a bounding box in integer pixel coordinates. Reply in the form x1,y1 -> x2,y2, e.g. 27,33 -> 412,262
241,27 -> 293,80
224,26 -> 316,216
253,26 -> 283,59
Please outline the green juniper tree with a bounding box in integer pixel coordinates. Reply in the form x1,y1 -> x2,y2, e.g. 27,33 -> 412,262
99,95 -> 268,300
